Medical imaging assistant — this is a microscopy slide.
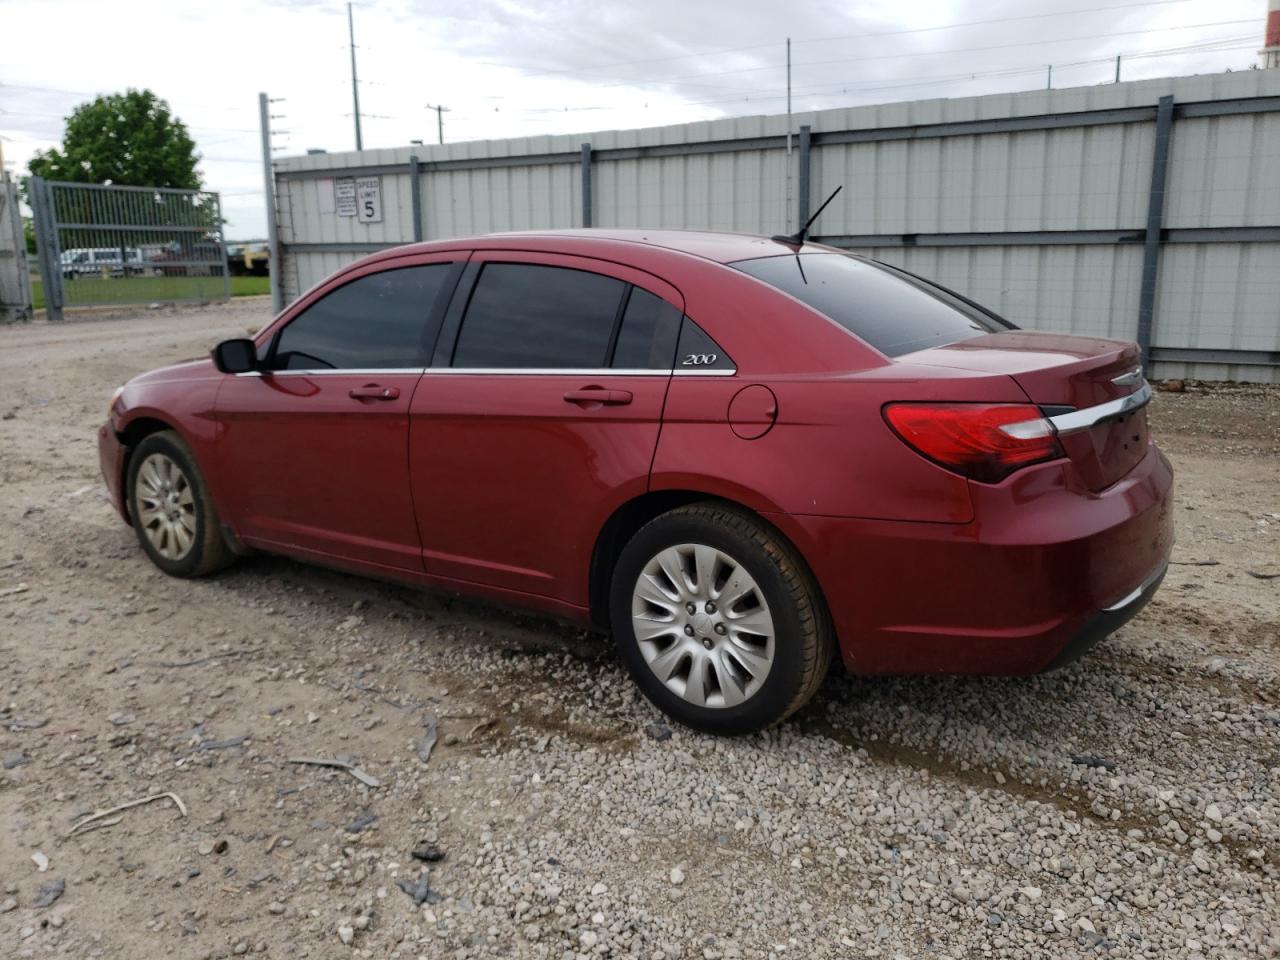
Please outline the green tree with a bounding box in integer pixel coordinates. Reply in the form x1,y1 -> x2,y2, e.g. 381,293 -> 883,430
27,89 -> 200,189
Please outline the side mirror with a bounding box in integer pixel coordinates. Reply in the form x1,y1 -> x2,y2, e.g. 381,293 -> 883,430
212,338 -> 259,374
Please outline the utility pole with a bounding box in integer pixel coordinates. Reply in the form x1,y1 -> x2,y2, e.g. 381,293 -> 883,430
259,92 -> 284,316
348,2 -> 363,151
785,37 -> 793,233
1115,55 -> 1122,83
426,103 -> 450,145
1046,64 -> 1053,89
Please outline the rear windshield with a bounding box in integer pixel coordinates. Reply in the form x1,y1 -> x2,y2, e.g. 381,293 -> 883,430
732,253 -> 1008,357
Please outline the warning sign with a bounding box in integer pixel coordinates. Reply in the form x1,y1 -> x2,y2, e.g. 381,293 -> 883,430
334,177 -> 356,217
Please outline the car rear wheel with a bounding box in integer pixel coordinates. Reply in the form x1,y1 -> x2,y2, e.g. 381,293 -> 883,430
610,503 -> 833,735
127,430 -> 234,578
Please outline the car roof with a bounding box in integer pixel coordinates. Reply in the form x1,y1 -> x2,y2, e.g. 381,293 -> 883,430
370,229 -> 832,266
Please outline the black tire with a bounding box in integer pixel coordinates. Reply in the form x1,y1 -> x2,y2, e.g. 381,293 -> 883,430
609,502 -> 833,735
126,430 -> 235,578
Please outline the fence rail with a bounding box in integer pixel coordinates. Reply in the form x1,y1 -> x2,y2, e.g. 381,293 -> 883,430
29,177 -> 229,321
269,70 -> 1280,383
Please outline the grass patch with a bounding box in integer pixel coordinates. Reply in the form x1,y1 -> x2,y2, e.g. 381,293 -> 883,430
31,274 -> 269,310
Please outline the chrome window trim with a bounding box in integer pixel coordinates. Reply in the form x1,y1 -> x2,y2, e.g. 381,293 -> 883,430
423,367 -> 669,376
235,366 -> 739,378
236,368 -> 426,377
1047,381 -> 1153,434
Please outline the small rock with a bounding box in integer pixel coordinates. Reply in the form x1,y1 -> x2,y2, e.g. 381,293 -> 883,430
1020,886 -> 1042,901
1205,803 -> 1223,823
345,810 -> 377,834
580,930 -> 599,949
33,878 -> 64,909
268,902 -> 286,915
0,898 -> 16,913
233,942 -> 248,955
396,873 -> 441,906
108,712 -> 135,726
670,866 -> 685,885
410,842 -> 445,863
31,851 -> 49,872
1160,379 -> 1186,393
1070,755 -> 1116,772
337,924 -> 354,946
2,751 -> 27,770
591,882 -> 608,896
197,840 -> 215,856
645,723 -> 673,742
19,927 -> 35,941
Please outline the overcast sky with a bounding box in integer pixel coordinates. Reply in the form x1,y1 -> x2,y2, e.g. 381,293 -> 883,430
0,0 -> 1269,237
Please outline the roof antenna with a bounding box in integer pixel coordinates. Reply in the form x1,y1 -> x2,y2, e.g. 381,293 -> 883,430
773,185 -> 842,247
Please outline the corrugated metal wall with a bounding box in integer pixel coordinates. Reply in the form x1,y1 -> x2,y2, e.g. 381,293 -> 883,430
272,70 -> 1280,382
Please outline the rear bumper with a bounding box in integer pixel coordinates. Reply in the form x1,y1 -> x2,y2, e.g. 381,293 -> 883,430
1043,559 -> 1167,671
770,443 -> 1174,675
97,422 -> 129,524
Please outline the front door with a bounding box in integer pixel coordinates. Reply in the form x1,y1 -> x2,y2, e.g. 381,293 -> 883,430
214,257 -> 460,573
410,252 -> 684,606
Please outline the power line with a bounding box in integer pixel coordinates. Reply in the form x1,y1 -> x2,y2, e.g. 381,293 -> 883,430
478,0 -> 1224,81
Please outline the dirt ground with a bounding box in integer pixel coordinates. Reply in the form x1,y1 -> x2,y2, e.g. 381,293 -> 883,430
1,301 -> 1277,959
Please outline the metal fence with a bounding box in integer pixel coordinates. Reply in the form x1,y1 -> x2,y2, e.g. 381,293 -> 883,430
29,177 -> 229,321
0,173 -> 32,323
269,69 -> 1280,383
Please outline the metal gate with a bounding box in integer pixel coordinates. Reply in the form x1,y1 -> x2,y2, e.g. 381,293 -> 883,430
0,173 -> 32,323
28,176 -> 229,321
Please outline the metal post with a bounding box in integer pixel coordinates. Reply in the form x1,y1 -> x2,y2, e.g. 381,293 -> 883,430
214,192 -> 230,303
259,93 -> 284,316
408,155 -> 423,242
1047,64 -> 1053,89
797,125 -> 812,229
29,176 -> 63,322
785,37 -> 793,233
1137,95 -> 1175,367
348,2 -> 363,151
1115,55 -> 1121,83
580,143 -> 593,228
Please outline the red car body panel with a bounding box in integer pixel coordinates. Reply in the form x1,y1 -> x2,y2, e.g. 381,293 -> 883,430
99,230 -> 1174,675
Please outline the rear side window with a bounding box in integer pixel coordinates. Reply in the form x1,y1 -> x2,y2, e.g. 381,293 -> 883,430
732,253 -> 1005,357
272,264 -> 451,370
453,263 -> 625,369
612,287 -> 681,369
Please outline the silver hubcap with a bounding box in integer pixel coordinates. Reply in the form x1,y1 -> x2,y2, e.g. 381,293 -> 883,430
135,453 -> 196,561
631,543 -> 775,709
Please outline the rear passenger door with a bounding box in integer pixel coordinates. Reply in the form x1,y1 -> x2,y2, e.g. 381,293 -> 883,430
409,251 -> 683,608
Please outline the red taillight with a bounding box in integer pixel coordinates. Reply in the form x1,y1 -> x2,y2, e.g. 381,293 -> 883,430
883,403 -> 1064,484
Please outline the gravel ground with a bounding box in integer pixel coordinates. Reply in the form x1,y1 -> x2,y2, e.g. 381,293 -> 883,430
1,301 -> 1277,959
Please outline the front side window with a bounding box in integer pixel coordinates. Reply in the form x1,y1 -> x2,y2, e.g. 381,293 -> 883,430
732,253 -> 1007,358
271,264 -> 451,370
452,263 -> 626,369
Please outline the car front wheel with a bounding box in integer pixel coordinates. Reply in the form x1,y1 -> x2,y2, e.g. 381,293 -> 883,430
610,503 -> 833,735
126,430 -> 234,578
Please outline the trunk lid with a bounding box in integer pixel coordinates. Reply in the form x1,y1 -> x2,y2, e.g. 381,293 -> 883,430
905,331 -> 1150,491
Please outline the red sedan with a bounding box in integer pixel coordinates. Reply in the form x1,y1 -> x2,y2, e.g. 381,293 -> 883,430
99,231 -> 1173,734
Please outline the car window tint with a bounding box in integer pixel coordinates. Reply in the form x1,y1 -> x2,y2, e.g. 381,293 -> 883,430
272,264 -> 450,370
732,253 -> 1004,357
453,263 -> 625,369
676,319 -> 735,371
611,287 -> 681,369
